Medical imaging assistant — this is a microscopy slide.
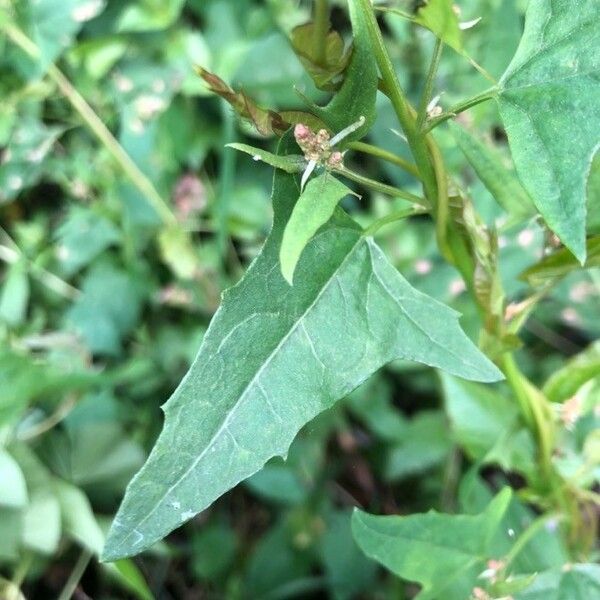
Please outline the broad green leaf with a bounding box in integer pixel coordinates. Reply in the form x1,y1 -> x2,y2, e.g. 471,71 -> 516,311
309,0 -> 378,143
0,450 -> 28,508
227,143 -> 306,173
280,174 -> 353,284
519,236 -> 600,287
102,135 -> 501,561
291,23 -> 350,90
497,0 -> 600,262
543,341 -> 600,403
449,121 -> 535,224
415,0 -> 463,52
351,488 -> 512,600
515,564 -> 600,600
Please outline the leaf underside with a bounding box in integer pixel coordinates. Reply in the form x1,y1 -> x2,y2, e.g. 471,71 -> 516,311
497,0 -> 600,262
102,134 -> 501,561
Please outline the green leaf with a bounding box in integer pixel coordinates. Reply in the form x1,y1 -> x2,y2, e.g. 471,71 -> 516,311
442,374 -> 536,477
22,492 -> 61,555
352,488 -> 512,600
519,236 -> 600,287
53,480 -> 104,555
0,509 -> 22,561
65,260 -> 145,356
280,174 -> 353,284
415,0 -> 463,52
319,510 -> 377,600
385,411 -> 451,480
13,0 -> 104,78
497,0 -> 600,262
55,207 -> 120,276
514,564 -> 600,599
0,260 -> 29,327
0,450 -> 28,509
227,144 -> 306,174
308,0 -> 378,143
157,227 -> 199,280
191,523 -> 237,580
102,135 -> 501,561
449,121 -> 535,224
105,559 -> 155,600
291,23 -> 350,90
245,463 -> 307,506
117,0 -> 185,32
543,340 -> 600,403
0,118 -> 63,203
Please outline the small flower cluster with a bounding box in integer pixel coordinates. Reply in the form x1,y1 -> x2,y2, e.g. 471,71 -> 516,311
294,124 -> 344,169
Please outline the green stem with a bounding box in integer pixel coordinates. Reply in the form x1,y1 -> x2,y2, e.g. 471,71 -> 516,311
334,167 -> 427,206
217,104 -> 235,259
363,206 -> 428,236
57,550 -> 93,600
313,0 -> 330,65
355,0 -> 437,204
416,38 -> 443,131
3,21 -> 177,226
347,141 -> 421,179
423,87 -> 498,133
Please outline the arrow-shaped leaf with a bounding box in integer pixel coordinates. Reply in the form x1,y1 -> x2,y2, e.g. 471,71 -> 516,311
102,135 -> 502,561
497,0 -> 600,262
352,489 -> 512,600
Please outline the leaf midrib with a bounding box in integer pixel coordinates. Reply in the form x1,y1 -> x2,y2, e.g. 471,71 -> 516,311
111,233 -> 366,551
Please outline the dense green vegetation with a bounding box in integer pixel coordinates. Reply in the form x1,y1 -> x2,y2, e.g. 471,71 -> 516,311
1,1 -> 598,598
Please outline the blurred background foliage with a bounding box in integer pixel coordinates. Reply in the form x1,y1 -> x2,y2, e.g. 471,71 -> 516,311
0,0 -> 598,598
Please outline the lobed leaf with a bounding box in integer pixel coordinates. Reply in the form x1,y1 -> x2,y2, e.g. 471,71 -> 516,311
351,488 -> 512,600
497,0 -> 600,262
102,135 -> 502,561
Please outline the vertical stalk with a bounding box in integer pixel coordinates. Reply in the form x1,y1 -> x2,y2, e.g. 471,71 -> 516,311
217,104 -> 235,259
355,0 -> 437,204
313,0 -> 330,65
416,38 -> 443,131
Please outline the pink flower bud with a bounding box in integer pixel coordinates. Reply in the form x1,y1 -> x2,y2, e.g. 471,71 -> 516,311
294,123 -> 311,141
